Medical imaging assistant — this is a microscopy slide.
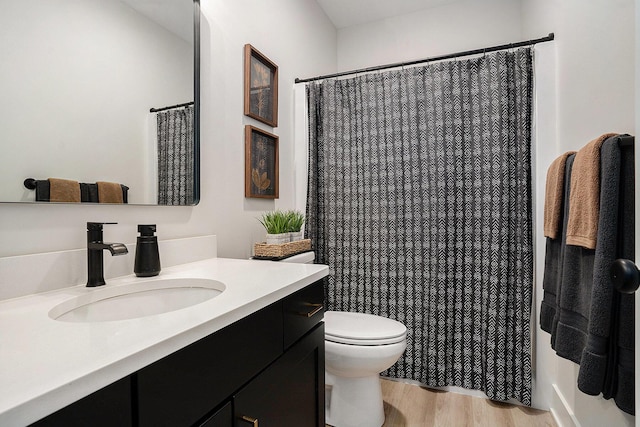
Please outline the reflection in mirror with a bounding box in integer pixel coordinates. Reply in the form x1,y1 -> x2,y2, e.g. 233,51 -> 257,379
0,0 -> 200,205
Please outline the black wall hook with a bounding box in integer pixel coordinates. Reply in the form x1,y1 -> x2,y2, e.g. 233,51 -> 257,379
24,178 -> 37,190
610,259 -> 640,294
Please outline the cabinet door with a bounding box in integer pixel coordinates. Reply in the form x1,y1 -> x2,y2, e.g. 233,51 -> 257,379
29,376 -> 133,427
234,323 -> 325,427
137,302 -> 283,427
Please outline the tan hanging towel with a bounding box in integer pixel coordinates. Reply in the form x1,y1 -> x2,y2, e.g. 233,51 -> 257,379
565,132 -> 618,249
97,181 -> 124,204
543,151 -> 576,239
48,178 -> 80,203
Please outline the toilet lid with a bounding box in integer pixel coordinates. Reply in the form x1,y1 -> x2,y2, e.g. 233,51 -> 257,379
324,311 -> 407,345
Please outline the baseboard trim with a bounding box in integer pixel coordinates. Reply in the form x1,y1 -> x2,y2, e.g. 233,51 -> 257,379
550,384 -> 580,427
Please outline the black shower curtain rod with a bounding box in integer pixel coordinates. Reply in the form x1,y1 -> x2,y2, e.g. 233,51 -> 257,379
295,33 -> 554,83
149,101 -> 194,113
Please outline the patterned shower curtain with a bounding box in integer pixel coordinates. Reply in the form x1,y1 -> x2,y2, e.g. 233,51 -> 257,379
157,106 -> 194,205
306,48 -> 534,405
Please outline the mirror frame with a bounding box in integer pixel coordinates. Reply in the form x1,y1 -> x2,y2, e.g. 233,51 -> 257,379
2,0 -> 201,206
193,0 -> 201,205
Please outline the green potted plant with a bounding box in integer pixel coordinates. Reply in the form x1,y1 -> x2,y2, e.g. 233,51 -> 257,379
259,210 -> 289,244
286,210 -> 305,241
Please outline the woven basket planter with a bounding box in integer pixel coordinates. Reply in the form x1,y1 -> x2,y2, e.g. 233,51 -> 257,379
254,238 -> 311,259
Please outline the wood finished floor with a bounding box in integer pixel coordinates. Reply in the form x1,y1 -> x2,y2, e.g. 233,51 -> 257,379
380,379 -> 556,427
328,378 -> 557,427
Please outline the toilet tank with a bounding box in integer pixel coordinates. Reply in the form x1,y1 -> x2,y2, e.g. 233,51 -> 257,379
280,252 -> 315,264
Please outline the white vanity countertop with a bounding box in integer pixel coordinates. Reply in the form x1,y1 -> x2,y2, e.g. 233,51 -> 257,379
0,257 -> 328,426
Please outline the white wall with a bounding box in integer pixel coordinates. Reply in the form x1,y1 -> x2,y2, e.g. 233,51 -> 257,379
522,0 -> 635,149
336,0 -> 522,71
200,0 -> 337,258
0,0 -> 336,259
522,0 -> 635,426
0,0 -> 192,204
531,41 -> 558,412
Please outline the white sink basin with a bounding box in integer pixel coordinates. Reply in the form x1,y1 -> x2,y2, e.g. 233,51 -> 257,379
49,278 -> 225,322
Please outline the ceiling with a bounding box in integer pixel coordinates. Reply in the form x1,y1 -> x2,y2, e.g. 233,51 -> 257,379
316,0 -> 461,29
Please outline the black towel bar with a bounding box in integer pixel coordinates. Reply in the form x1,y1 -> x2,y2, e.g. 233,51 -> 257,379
24,178 -> 37,190
24,179 -> 130,203
618,135 -> 634,147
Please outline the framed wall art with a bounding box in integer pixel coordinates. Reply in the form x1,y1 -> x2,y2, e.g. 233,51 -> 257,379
245,125 -> 279,199
244,44 -> 278,127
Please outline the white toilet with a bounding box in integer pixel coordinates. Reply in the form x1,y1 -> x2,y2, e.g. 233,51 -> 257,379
281,252 -> 407,427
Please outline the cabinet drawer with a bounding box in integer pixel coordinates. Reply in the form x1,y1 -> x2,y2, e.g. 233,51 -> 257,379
283,280 -> 325,349
137,302 -> 283,427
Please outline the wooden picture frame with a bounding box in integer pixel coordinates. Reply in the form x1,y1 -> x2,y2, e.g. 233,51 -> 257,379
245,125 -> 279,199
244,44 -> 278,127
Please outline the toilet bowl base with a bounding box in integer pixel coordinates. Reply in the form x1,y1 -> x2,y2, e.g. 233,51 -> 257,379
325,371 -> 385,427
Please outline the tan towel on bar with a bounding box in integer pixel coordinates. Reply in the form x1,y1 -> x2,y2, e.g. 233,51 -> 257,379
97,181 -> 124,204
565,132 -> 618,249
543,151 -> 576,239
48,178 -> 80,203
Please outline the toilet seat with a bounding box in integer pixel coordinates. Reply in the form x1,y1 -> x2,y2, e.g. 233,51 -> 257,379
324,311 -> 406,346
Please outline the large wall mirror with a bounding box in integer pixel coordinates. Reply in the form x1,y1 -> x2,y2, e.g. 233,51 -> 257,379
0,0 -> 200,206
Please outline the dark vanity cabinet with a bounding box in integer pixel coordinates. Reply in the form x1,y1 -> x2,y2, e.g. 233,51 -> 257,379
30,280 -> 325,427
136,301 -> 284,426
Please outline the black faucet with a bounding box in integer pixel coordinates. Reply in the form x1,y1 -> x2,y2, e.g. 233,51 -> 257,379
87,222 -> 128,287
